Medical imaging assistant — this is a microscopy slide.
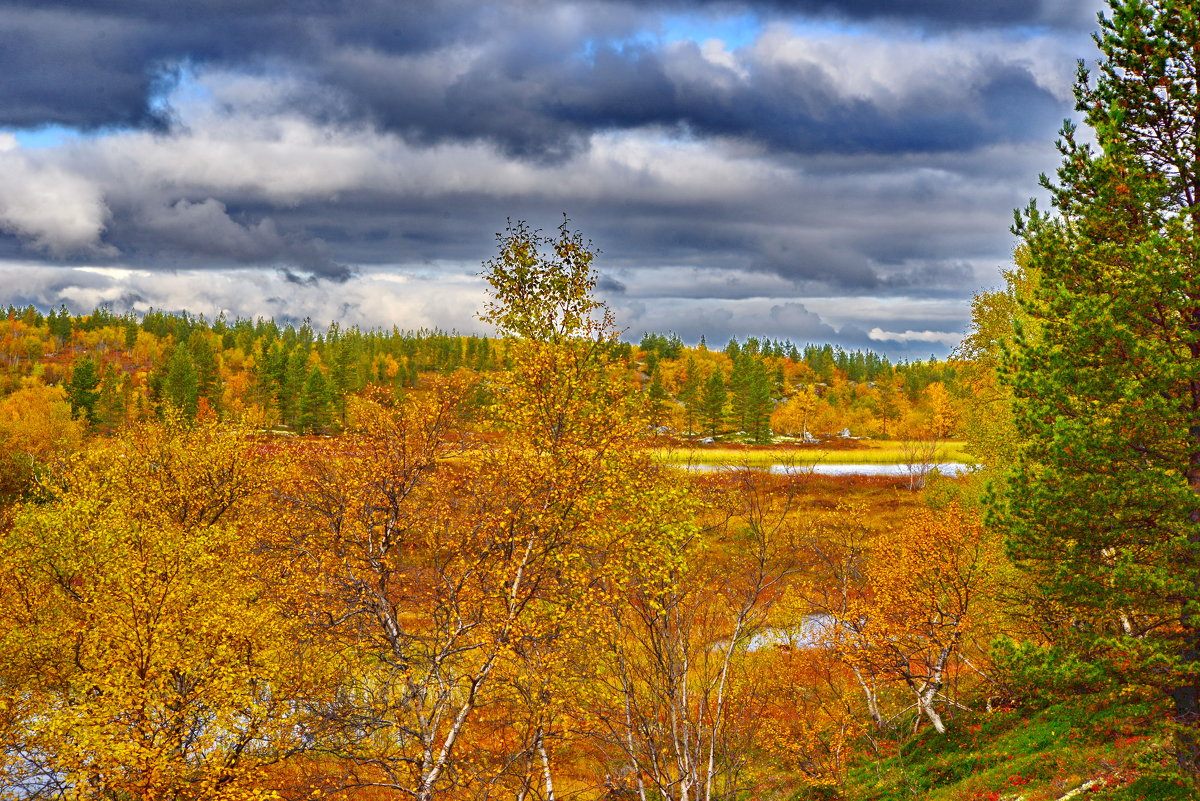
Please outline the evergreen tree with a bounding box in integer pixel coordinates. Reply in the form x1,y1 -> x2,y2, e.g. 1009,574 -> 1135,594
646,368 -> 668,426
254,341 -> 286,411
95,363 -> 128,431
727,354 -> 772,440
67,357 -> 101,426
1001,0 -> 1200,771
701,370 -> 726,436
189,334 -> 220,411
875,379 -> 901,439
677,357 -> 702,434
162,347 -> 199,420
744,359 -> 772,443
476,338 -> 493,370
281,349 -> 308,424
328,329 -> 359,427
728,355 -> 749,431
297,366 -> 332,433
665,332 -> 684,358
48,305 -> 74,343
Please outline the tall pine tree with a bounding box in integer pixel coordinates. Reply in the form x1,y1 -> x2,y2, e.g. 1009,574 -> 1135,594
1002,0 -> 1200,771
67,357 -> 101,426
162,346 -> 200,421
677,357 -> 702,435
701,370 -> 726,436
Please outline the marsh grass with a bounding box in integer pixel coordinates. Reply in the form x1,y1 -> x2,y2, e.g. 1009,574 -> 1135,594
655,439 -> 973,467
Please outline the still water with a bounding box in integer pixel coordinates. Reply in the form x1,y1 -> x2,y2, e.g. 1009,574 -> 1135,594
684,463 -> 973,477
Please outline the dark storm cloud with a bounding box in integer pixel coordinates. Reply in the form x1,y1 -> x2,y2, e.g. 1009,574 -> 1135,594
0,10 -> 168,130
597,275 -> 628,294
649,0 -> 1099,27
0,0 -> 489,130
0,0 -> 1099,354
410,39 -> 1064,159
290,30 -> 1062,160
97,197 -> 355,281
1,0 -> 1080,160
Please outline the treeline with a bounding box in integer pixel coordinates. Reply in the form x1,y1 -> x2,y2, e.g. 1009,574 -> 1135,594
0,304 -> 965,443
1,305 -> 497,432
638,332 -> 957,442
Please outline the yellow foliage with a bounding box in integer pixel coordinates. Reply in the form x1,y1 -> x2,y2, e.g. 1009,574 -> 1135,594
0,382 -> 83,460
0,382 -> 84,501
771,384 -> 821,436
0,418 -> 323,800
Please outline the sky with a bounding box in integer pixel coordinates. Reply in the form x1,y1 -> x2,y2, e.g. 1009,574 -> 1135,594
0,0 -> 1105,356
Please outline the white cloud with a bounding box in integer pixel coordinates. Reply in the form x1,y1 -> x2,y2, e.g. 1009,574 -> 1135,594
0,264 -> 489,334
0,260 -> 972,356
868,327 -> 962,347
0,145 -> 111,256
749,24 -> 1079,110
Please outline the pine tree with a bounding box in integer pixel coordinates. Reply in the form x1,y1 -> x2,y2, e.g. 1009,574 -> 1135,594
677,357 -> 702,434
281,349 -> 307,424
255,341 -> 286,412
67,357 -> 101,426
646,368 -> 668,426
744,359 -> 772,444
189,334 -> 220,411
728,354 -> 749,432
1002,0 -> 1200,771
162,347 -> 199,420
47,305 -> 74,344
95,363 -> 128,431
329,330 -> 359,428
727,354 -> 772,441
701,370 -> 726,436
297,366 -> 332,433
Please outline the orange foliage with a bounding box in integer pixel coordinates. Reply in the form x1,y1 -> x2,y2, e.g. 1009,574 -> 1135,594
822,504 -> 1000,734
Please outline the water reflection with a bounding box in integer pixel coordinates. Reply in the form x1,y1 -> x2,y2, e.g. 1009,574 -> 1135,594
683,463 -> 973,477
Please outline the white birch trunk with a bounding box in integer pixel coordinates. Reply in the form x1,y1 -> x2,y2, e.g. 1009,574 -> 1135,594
538,727 -> 556,801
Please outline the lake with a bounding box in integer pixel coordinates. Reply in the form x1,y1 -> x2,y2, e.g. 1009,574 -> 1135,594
683,462 -> 974,477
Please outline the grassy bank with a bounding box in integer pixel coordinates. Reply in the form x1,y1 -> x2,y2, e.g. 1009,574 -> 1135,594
655,439 -> 974,467
837,691 -> 1192,801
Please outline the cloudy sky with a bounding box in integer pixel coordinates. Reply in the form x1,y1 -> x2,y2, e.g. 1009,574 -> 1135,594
0,0 -> 1103,355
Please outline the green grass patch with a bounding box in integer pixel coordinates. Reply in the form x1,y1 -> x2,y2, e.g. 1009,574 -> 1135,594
654,440 -> 973,466
830,693 -> 1192,801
